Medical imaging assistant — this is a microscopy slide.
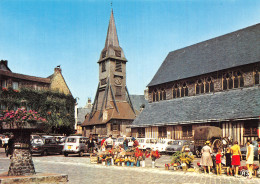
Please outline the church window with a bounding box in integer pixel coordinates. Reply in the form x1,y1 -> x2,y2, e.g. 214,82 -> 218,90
115,86 -> 121,96
223,71 -> 243,90
159,91 -> 162,101
176,88 -> 180,98
163,90 -> 166,100
153,90 -> 159,102
172,88 -> 176,98
102,62 -> 106,72
115,61 -> 122,72
115,50 -> 121,57
254,67 -> 259,85
196,77 -> 214,95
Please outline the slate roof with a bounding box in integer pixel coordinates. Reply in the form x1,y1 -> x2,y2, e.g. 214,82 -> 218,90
148,23 -> 260,87
132,86 -> 260,127
77,108 -> 91,125
130,95 -> 148,112
0,70 -> 51,84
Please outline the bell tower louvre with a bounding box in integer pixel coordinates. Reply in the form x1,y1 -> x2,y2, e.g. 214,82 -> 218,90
82,9 -> 136,137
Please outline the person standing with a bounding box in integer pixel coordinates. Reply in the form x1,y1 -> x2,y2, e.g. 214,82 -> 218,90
246,140 -> 254,179
87,137 -> 95,154
123,135 -> 128,150
105,135 -> 113,150
225,147 -> 233,176
215,149 -> 222,175
3,135 -> 9,152
258,138 -> 260,166
200,141 -> 213,174
231,141 -> 242,177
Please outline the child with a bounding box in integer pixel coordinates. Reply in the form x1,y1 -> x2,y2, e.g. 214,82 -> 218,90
225,147 -> 233,176
216,149 -> 222,175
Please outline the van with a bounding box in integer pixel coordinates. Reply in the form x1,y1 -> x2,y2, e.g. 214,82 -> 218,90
63,136 -> 88,157
136,138 -> 157,150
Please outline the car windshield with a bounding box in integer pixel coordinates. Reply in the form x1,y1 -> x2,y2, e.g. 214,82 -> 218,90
32,139 -> 44,144
138,139 -> 144,143
173,141 -> 182,145
117,138 -> 124,142
67,138 -> 77,143
158,140 -> 166,144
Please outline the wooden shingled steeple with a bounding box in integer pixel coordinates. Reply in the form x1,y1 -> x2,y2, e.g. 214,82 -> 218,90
83,9 -> 136,127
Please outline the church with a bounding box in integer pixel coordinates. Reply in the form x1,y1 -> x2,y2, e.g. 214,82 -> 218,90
132,23 -> 260,146
81,10 -> 138,138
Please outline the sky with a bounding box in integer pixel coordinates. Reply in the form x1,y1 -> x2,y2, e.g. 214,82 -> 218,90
0,0 -> 260,107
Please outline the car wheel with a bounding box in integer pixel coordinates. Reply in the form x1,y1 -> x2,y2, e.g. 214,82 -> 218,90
64,153 -> 68,157
42,150 -> 48,156
79,151 -> 84,157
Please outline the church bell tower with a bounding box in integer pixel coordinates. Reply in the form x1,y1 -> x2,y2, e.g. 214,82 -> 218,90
88,9 -> 135,121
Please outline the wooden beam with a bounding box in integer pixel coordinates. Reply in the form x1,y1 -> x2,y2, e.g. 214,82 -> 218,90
89,83 -> 100,119
99,78 -> 110,119
125,86 -> 136,115
110,84 -> 119,113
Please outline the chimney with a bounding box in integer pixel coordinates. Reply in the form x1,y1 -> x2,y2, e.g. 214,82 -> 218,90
1,60 -> 8,66
54,66 -> 62,73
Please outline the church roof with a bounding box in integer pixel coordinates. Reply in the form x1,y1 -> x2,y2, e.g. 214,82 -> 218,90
105,10 -> 119,48
132,86 -> 260,127
0,69 -> 51,84
98,10 -> 127,62
148,23 -> 260,87
81,101 -> 137,126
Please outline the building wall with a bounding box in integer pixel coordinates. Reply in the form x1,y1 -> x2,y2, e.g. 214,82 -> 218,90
50,68 -> 71,95
136,120 -> 259,146
148,64 -> 256,103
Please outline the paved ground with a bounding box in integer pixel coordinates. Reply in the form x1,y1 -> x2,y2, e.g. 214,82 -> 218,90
1,148 -> 260,184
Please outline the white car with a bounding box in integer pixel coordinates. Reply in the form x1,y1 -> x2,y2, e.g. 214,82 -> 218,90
153,139 -> 175,152
137,138 -> 157,150
114,137 -> 133,147
63,136 -> 88,157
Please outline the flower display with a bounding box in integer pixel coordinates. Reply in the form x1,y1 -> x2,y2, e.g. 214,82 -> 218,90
0,108 -> 47,128
151,150 -> 161,161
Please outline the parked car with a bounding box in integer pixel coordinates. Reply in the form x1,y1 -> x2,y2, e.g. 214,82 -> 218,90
137,138 -> 157,150
241,140 -> 259,160
63,136 -> 88,157
54,136 -> 66,145
153,139 -> 175,152
165,140 -> 194,154
30,135 -> 41,140
114,137 -> 133,148
31,137 -> 63,156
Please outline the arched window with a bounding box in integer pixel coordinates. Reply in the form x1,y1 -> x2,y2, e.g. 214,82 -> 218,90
182,82 -> 188,97
162,90 -> 166,100
159,91 -> 162,101
196,79 -> 203,95
254,67 -> 259,85
223,71 -> 243,90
